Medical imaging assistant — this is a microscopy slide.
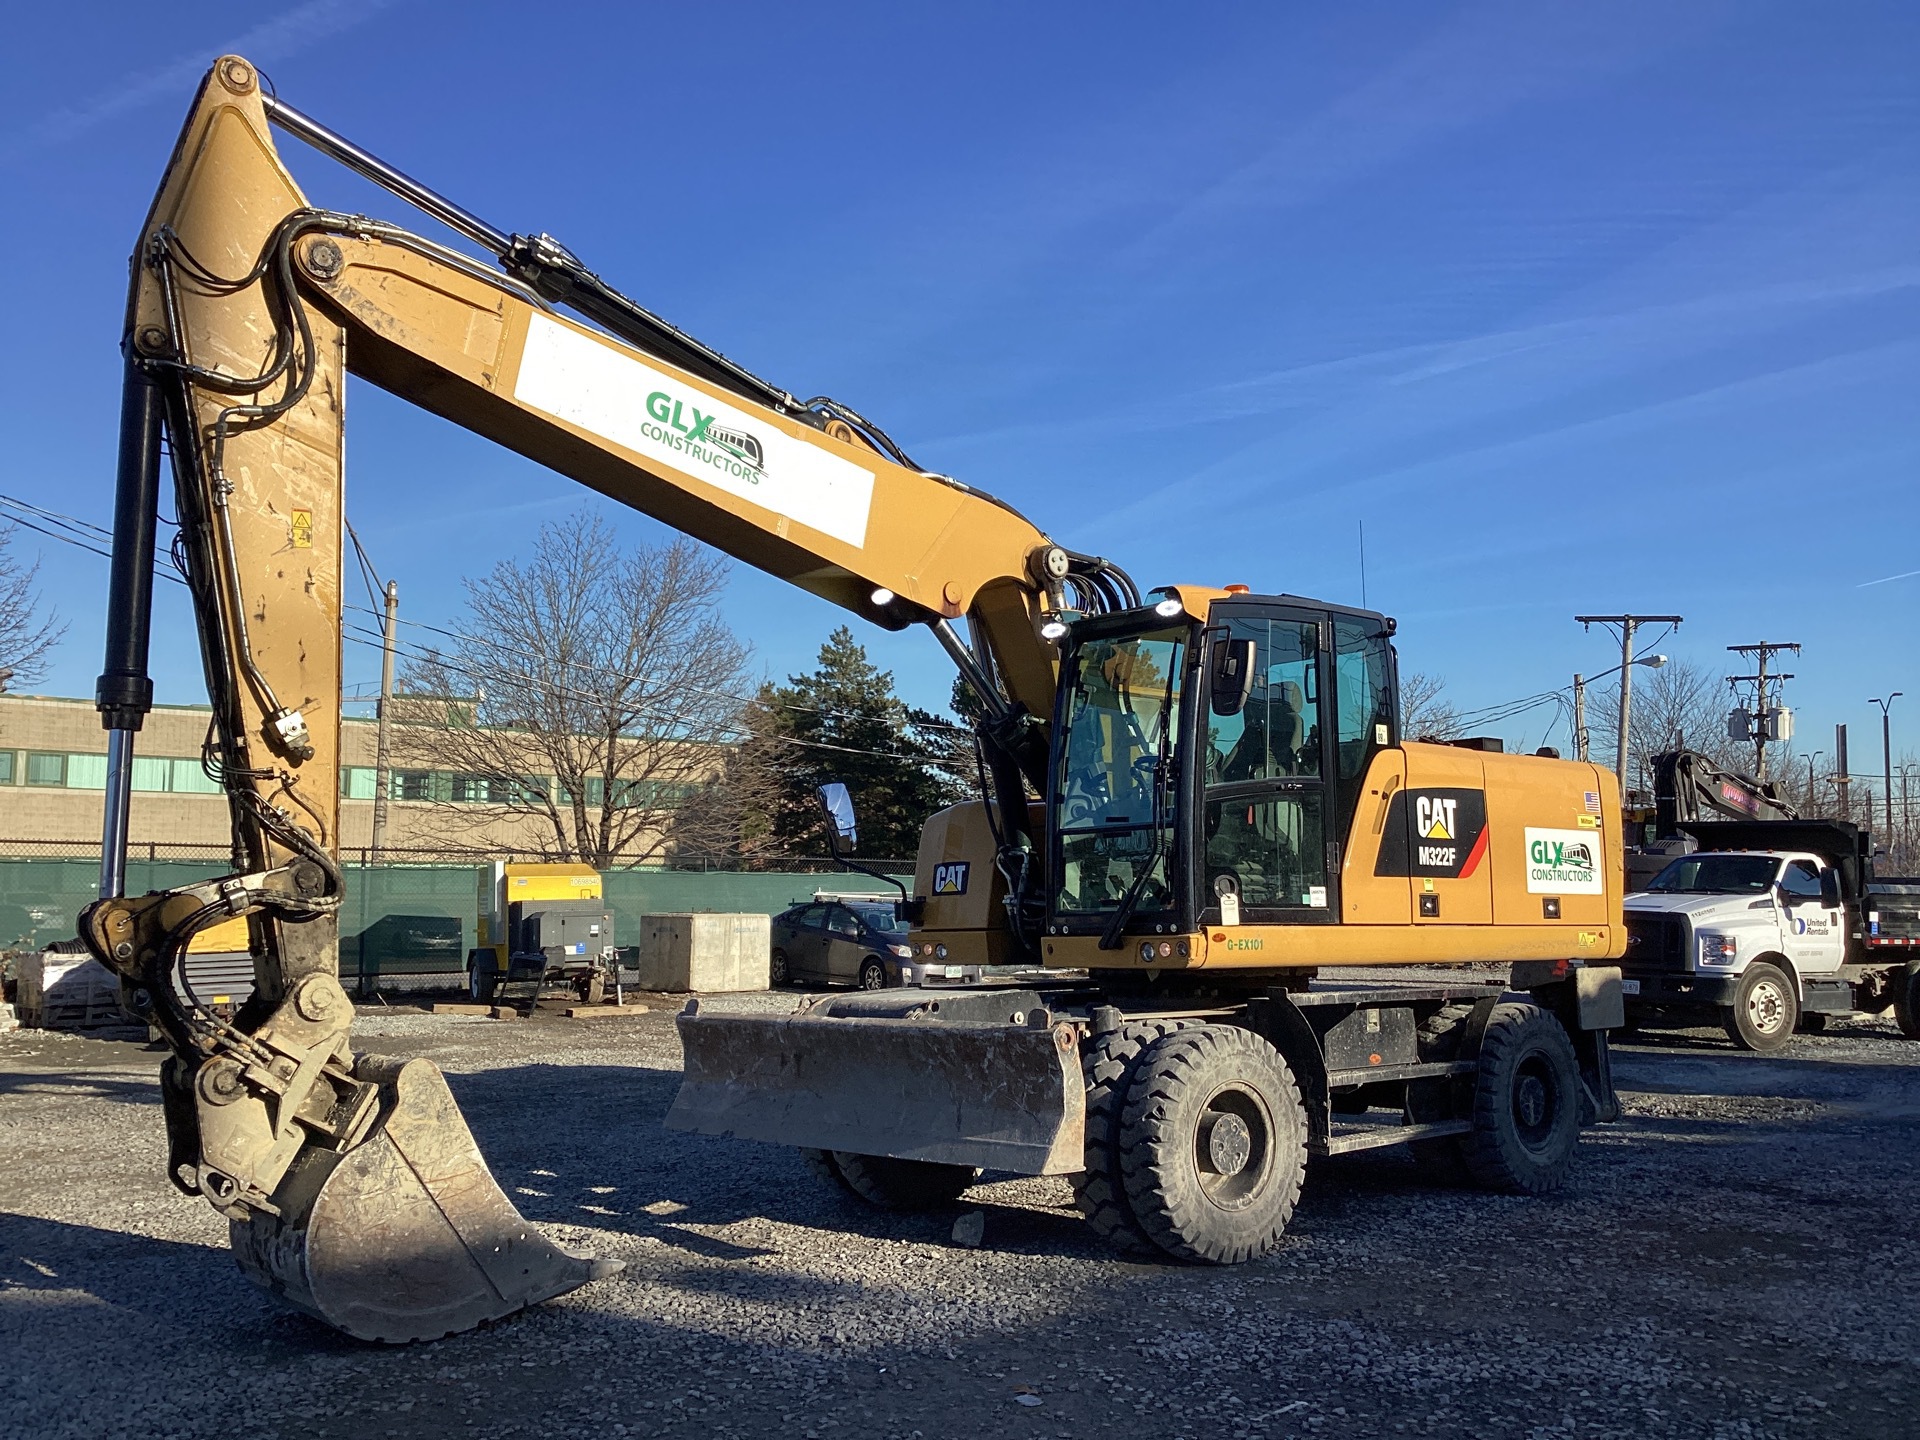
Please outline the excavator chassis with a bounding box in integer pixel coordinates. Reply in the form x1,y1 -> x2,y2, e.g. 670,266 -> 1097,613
671,966 -> 1622,1253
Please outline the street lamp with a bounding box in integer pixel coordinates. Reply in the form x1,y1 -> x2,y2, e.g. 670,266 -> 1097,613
1870,694 -> 1902,844
1572,654 -> 1668,765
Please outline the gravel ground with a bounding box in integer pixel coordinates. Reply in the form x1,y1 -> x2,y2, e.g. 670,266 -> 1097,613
2,989 -> 1916,1440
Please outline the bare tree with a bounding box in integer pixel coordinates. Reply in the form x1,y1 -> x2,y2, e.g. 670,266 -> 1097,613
0,524 -> 65,689
1590,658 -> 1765,790
395,514 -> 755,868
1400,670 -> 1463,740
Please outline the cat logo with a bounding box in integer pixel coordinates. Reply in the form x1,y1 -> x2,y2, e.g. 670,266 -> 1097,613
932,862 -> 970,896
1416,795 -> 1458,841
1374,788 -> 1489,880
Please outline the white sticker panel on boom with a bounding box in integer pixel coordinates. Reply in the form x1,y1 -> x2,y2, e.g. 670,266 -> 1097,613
513,314 -> 875,548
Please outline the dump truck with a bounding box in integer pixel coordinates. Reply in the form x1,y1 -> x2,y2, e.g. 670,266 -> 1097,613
80,56 -> 1625,1343
1623,819 -> 1920,1048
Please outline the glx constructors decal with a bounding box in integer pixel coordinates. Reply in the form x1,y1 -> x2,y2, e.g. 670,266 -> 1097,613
513,314 -> 876,547
1524,828 -> 1604,895
1374,789 -> 1489,879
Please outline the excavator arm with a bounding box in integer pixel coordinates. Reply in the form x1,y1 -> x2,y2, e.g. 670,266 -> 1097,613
79,55 -> 1131,1342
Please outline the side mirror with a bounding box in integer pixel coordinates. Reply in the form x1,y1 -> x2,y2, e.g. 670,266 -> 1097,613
1210,638 -> 1256,717
1819,870 -> 1842,907
818,782 -> 858,855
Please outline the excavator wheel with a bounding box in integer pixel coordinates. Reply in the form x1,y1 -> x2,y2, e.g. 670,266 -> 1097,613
1458,1004 -> 1581,1195
1117,1024 -> 1306,1265
1070,1018 -> 1193,1257
229,1055 -> 619,1343
1895,963 -> 1920,1041
827,1151 -> 979,1211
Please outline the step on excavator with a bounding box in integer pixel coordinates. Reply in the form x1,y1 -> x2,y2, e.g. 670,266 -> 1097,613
83,57 -> 1627,1343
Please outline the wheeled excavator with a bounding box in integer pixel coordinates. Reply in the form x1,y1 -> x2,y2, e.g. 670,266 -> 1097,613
83,57 -> 1627,1344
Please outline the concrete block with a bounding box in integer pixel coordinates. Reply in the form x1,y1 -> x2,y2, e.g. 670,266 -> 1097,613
634,913 -> 771,993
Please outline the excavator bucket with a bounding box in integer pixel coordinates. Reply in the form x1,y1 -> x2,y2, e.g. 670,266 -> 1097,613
668,1000 -> 1087,1175
229,1057 -> 620,1343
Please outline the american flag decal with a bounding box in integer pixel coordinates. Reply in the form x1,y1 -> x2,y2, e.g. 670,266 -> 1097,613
1583,791 -> 1602,814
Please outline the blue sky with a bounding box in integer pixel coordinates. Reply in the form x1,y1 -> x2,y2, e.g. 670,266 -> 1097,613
2,1 -> 1915,758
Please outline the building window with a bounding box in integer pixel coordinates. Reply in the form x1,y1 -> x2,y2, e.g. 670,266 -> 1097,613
131,756 -> 173,792
65,754 -> 109,789
25,752 -> 67,787
395,770 -> 436,802
0,751 -> 14,784
170,759 -> 222,795
340,767 -> 380,800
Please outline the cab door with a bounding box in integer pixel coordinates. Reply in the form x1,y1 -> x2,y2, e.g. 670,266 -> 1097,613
1196,607 -> 1338,925
1778,860 -> 1845,974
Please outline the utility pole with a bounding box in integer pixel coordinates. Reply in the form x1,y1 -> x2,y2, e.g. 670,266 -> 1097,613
371,578 -> 399,860
1726,640 -> 1799,781
1576,614 -> 1682,787
1835,723 -> 1851,824
1572,674 -> 1588,762
1870,694 -> 1901,844
1805,750 -> 1823,815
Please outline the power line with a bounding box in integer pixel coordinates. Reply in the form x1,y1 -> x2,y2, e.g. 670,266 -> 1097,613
343,602 -> 975,735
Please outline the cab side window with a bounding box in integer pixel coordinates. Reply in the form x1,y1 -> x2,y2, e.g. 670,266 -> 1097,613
826,907 -> 861,937
1333,618 -> 1393,785
1779,861 -> 1823,900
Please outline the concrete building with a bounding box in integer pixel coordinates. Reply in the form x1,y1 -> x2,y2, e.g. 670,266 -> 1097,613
0,692 -> 696,859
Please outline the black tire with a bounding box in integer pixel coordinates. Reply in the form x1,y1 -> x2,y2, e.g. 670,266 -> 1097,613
1406,1003 -> 1474,1181
1118,1024 -> 1307,1264
770,948 -> 790,988
1459,1003 -> 1582,1195
467,959 -> 497,1005
857,958 -> 887,991
1723,962 -> 1798,1052
801,1147 -> 850,1192
1070,1019 -> 1192,1256
829,1151 -> 979,1210
1895,963 -> 1920,1041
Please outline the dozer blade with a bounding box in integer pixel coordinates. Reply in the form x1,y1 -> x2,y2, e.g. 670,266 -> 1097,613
668,1007 -> 1086,1175
230,1056 -> 621,1343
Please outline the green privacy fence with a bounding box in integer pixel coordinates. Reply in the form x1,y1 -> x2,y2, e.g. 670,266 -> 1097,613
0,856 -> 902,964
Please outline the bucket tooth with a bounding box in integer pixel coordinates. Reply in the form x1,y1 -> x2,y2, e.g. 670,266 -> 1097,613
231,1056 -> 620,1343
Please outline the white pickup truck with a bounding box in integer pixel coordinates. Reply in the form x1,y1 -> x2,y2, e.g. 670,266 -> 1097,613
1621,820 -> 1920,1051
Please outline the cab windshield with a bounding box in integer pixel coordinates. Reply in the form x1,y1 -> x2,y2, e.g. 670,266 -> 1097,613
1646,854 -> 1780,894
1053,627 -> 1186,914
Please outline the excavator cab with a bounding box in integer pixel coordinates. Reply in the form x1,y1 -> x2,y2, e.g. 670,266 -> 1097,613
1042,592 -> 1397,946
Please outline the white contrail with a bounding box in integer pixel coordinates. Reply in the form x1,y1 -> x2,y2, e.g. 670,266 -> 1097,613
1859,568 -> 1920,588
1,0 -> 400,161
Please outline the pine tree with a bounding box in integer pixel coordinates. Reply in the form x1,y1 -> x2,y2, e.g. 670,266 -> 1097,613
749,627 -> 968,858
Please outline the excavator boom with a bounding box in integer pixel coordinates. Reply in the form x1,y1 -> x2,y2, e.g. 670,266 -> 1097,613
81,56 -> 1106,1342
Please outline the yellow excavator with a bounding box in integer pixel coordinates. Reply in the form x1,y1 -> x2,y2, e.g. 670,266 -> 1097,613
83,57 -> 1626,1344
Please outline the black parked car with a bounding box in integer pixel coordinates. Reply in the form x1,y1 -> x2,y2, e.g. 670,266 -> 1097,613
768,896 -> 912,989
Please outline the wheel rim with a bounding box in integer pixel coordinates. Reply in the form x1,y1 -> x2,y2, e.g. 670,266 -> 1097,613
1509,1050 -> 1562,1155
1746,977 -> 1789,1035
468,967 -> 484,1001
860,963 -> 884,990
771,950 -> 788,985
1191,1083 -> 1274,1211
